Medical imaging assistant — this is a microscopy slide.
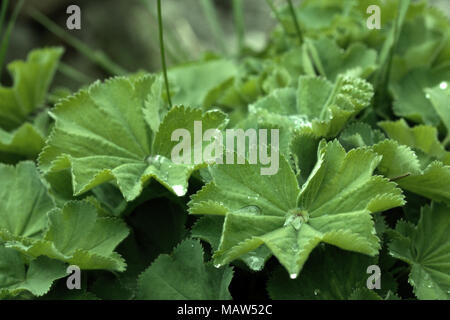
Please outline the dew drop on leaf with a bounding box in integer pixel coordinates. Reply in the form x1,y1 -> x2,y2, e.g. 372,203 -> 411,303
235,205 -> 261,215
314,289 -> 320,296
290,273 -> 298,280
247,256 -> 264,270
172,185 -> 186,196
440,81 -> 448,90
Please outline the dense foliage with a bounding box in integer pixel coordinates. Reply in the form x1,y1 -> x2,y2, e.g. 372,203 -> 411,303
0,0 -> 449,300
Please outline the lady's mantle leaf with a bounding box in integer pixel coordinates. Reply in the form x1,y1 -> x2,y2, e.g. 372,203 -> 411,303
0,246 -> 66,298
137,239 -> 233,300
372,140 -> 450,205
249,74 -> 374,139
425,84 -> 450,136
0,48 -> 63,160
391,65 -> 450,125
389,202 -> 450,300
0,47 -> 63,130
0,161 -> 55,239
267,245 -> 376,300
4,201 -> 129,272
0,161 -> 129,271
39,75 -> 228,201
189,140 -> 404,277
378,119 -> 450,165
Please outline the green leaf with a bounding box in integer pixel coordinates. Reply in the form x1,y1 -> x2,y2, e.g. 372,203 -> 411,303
4,201 -> 129,271
305,37 -> 377,81
137,239 -> 233,300
289,128 -> 320,185
249,74 -> 374,140
339,122 -> 386,150
0,161 -> 55,239
39,75 -> 228,201
0,123 -> 45,161
425,83 -> 450,136
189,140 -> 404,276
378,119 -> 450,165
0,246 -> 66,298
267,245 -> 376,300
0,47 -> 63,130
372,139 -> 450,205
391,65 -> 450,125
389,203 -> 450,300
169,59 -> 238,108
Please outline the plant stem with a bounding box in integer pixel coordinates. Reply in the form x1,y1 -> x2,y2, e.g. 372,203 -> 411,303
389,173 -> 411,182
265,0 -> 290,35
287,0 -> 303,43
29,9 -> 127,76
157,0 -> 172,108
58,61 -> 94,84
0,0 -> 9,37
0,0 -> 23,79
232,0 -> 245,55
200,0 -> 227,54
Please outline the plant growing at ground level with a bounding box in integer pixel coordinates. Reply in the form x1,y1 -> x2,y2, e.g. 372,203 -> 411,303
0,0 -> 449,300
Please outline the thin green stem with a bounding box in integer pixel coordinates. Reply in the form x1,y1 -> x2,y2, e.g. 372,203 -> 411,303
200,0 -> 227,54
443,134 -> 450,149
287,0 -> 303,43
232,0 -> 245,55
265,0 -> 290,35
29,9 -> 127,76
0,0 -> 9,37
139,0 -> 186,64
0,0 -> 23,78
157,0 -> 172,108
58,62 -> 94,84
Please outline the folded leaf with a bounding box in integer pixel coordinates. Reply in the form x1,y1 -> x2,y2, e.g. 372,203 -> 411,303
249,74 -> 374,140
0,161 -> 55,239
189,140 -> 404,276
4,201 -> 129,272
39,75 -> 228,201
0,48 -> 63,160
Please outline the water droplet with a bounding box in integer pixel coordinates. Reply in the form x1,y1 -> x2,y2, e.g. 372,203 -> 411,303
290,273 -> 298,279
289,115 -> 312,128
172,185 -> 186,196
314,289 -> 320,296
246,256 -> 264,270
440,81 -> 448,90
425,93 -> 431,99
235,205 -> 261,215
214,263 -> 222,269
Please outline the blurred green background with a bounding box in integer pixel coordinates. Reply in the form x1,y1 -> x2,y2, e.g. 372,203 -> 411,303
2,0 -> 450,91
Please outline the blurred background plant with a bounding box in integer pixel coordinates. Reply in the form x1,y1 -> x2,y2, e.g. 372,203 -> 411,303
1,0 -> 449,90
